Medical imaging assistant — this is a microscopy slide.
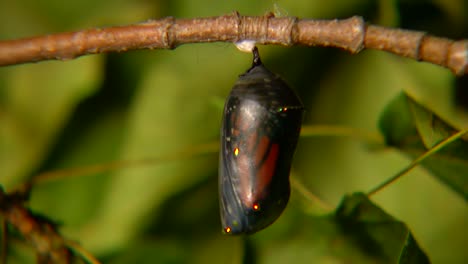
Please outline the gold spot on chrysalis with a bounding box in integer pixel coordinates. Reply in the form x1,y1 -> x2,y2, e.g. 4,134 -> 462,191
253,203 -> 260,211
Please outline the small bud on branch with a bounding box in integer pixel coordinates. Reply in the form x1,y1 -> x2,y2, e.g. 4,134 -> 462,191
0,12 -> 466,75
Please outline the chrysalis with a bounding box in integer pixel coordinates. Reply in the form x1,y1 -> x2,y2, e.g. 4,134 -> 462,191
219,47 -> 304,235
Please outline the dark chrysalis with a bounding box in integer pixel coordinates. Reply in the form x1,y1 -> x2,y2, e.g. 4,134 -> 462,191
219,47 -> 304,235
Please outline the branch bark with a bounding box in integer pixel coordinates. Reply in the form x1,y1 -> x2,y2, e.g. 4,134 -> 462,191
0,187 -> 72,263
0,186 -> 101,264
0,12 -> 466,75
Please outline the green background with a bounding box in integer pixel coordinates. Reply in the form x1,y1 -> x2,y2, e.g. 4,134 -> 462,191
0,0 -> 466,263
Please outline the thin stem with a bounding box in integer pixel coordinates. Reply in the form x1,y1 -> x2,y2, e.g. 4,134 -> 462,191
300,125 -> 385,146
367,129 -> 467,196
10,125 -> 381,190
290,176 -> 333,212
66,240 -> 101,264
27,142 -> 218,187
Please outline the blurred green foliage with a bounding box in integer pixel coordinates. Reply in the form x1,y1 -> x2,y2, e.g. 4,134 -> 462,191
0,0 -> 467,263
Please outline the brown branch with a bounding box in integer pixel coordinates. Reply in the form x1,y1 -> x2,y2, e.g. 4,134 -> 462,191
0,12 -> 466,75
1,219 -> 6,264
0,186 -> 100,264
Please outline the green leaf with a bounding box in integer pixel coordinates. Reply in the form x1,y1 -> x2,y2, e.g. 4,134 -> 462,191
378,92 -> 419,147
335,193 -> 430,264
253,193 -> 429,263
379,92 -> 468,200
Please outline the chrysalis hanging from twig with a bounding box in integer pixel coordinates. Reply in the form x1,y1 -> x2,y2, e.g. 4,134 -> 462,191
219,47 -> 304,235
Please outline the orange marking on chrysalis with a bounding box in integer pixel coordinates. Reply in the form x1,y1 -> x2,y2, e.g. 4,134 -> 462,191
257,138 -> 279,194
255,136 -> 270,167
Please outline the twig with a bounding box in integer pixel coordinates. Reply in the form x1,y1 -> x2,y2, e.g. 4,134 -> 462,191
0,13 -> 466,75
300,125 -> 384,146
367,129 -> 468,196
20,125 -> 380,189
19,142 -> 218,189
0,186 -> 100,264
1,219 -> 6,264
290,176 -> 333,212
66,240 -> 101,264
